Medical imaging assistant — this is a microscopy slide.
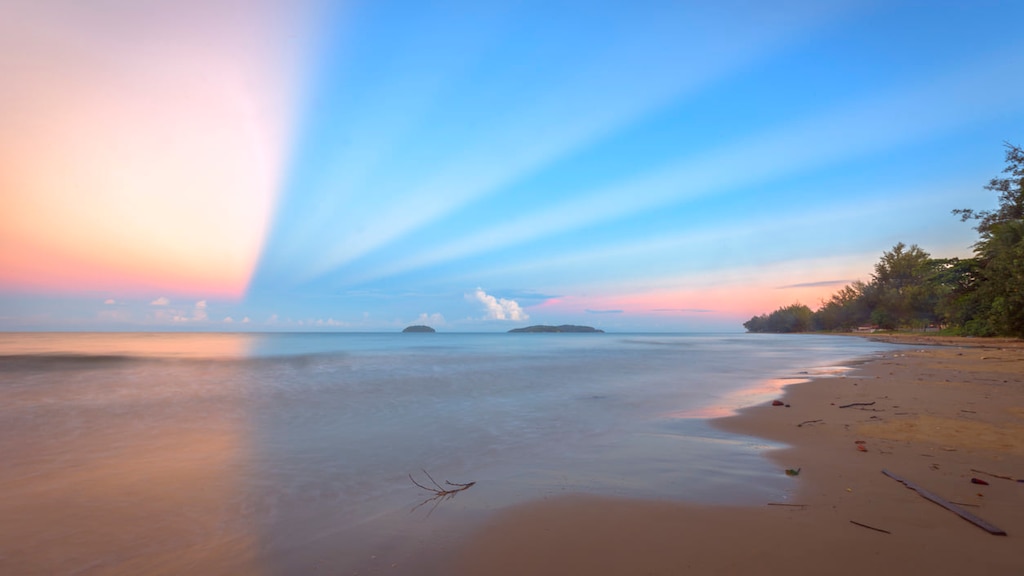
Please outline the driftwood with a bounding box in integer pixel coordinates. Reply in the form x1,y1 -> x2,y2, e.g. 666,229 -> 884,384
882,469 -> 1006,536
849,520 -> 891,534
767,502 -> 807,507
409,469 -> 476,516
796,419 -> 823,427
971,468 -> 1019,482
839,401 -> 876,409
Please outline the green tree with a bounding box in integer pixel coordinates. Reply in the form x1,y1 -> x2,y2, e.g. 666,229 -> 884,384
950,142 -> 1024,337
744,303 -> 814,333
976,220 -> 1024,336
815,281 -> 871,331
868,242 -> 942,329
953,142 -> 1024,235
932,257 -> 985,330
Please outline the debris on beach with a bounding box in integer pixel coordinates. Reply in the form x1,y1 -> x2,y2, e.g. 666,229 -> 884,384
785,468 -> 801,476
839,401 -> 876,409
409,469 -> 476,516
772,400 -> 785,406
882,469 -> 1006,536
970,468 -> 1020,482
796,419 -> 823,427
971,477 -> 990,485
849,520 -> 891,534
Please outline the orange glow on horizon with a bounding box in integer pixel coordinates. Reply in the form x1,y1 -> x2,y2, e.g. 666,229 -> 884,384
541,276 -> 860,323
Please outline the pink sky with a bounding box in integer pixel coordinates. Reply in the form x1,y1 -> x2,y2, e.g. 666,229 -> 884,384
0,0 -> 318,298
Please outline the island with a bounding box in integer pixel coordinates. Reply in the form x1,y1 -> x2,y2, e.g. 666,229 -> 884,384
402,325 -> 436,333
508,325 -> 604,333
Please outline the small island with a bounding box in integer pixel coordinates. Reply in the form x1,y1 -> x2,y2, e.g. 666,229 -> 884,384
508,325 -> 604,333
402,325 -> 436,333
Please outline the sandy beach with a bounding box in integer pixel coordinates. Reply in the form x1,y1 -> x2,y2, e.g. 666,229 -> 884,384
453,336 -> 1024,575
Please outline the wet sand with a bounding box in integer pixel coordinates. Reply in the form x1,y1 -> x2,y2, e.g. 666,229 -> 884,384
453,336 -> 1024,575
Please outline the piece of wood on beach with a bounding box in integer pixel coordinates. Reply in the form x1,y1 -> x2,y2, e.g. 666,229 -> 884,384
849,520 -> 891,534
796,419 -> 823,427
881,469 -> 1007,536
971,468 -> 1018,482
409,469 -> 476,516
839,401 -> 876,409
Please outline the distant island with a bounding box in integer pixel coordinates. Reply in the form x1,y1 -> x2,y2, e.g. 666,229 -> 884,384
402,325 -> 436,333
508,325 -> 604,333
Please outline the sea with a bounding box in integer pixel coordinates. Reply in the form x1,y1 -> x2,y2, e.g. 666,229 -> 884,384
0,331 -> 908,574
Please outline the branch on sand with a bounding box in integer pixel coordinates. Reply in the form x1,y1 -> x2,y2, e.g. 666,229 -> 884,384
850,520 -> 891,534
409,469 -> 476,516
882,469 -> 1007,536
971,468 -> 1021,482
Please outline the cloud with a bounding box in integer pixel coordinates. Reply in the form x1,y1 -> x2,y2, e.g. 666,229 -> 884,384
314,318 -> 344,327
468,288 -> 528,321
486,289 -> 560,304
777,279 -> 852,289
104,298 -> 116,305
652,308 -> 714,313
242,317 -> 251,324
192,300 -> 208,321
415,312 -> 446,326
150,296 -> 170,306
585,309 -> 623,314
224,316 -> 234,323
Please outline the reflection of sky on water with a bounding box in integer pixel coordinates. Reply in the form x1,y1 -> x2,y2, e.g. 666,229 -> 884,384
0,333 -> 907,573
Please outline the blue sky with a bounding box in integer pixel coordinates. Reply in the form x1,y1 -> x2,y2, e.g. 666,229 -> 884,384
2,0 -> 1023,332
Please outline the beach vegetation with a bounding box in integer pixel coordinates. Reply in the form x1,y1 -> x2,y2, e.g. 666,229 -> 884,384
746,142 -> 1024,337
742,303 -> 815,333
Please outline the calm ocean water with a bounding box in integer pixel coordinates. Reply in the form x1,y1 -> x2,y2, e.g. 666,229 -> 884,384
0,332 -> 905,574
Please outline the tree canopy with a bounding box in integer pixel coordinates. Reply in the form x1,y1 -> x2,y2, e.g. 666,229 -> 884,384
745,142 -> 1024,338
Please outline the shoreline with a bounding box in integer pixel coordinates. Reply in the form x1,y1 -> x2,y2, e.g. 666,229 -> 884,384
452,336 -> 1024,574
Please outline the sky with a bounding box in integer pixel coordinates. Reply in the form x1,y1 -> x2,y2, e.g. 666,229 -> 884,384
2,0 -> 1023,332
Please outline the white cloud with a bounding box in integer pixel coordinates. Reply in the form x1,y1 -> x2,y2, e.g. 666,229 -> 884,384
468,288 -> 528,321
242,316 -> 250,324
192,300 -> 208,321
104,298 -> 116,305
415,312 -> 446,326
224,316 -> 234,323
314,318 -> 344,327
150,296 -> 170,306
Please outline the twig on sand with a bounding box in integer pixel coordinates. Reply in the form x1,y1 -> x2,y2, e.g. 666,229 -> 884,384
410,469 -> 476,516
971,468 -> 1018,482
839,401 -> 876,409
882,469 -> 1007,536
796,419 -> 823,427
850,520 -> 891,534
767,502 -> 807,507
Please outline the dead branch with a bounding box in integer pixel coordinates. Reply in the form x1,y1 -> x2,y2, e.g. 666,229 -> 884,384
882,469 -> 1006,536
839,401 -> 876,409
767,502 -> 807,507
971,468 -> 1018,482
849,520 -> 891,534
796,419 -> 823,427
409,469 -> 476,516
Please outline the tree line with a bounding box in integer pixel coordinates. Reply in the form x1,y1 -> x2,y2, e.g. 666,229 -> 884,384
745,142 -> 1024,338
